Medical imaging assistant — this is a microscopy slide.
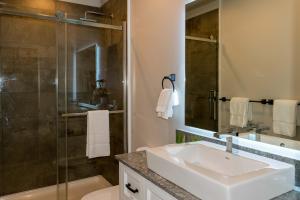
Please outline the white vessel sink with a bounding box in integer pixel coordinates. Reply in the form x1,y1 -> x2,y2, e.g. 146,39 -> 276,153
146,141 -> 294,200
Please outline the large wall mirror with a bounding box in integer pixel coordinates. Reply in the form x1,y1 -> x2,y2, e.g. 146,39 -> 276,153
185,0 -> 300,151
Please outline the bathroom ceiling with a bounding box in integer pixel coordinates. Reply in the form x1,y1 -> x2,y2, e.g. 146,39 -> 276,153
59,0 -> 109,7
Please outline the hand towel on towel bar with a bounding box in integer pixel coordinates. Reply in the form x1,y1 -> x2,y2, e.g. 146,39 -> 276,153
273,100 -> 298,137
156,89 -> 177,119
86,110 -> 110,158
230,97 -> 252,128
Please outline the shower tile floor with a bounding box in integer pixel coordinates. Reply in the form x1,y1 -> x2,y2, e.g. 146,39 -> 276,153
0,176 -> 112,200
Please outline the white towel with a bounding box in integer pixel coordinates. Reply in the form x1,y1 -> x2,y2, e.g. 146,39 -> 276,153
173,90 -> 179,106
86,110 -> 110,158
230,97 -> 252,128
156,89 -> 178,119
273,100 -> 298,137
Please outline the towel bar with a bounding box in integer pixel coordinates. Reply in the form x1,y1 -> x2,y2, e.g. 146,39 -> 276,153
219,97 -> 300,105
219,97 -> 274,105
61,110 -> 124,118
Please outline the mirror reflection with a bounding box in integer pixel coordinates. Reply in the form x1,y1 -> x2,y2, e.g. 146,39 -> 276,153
185,0 -> 300,150
73,43 -> 119,111
185,0 -> 219,131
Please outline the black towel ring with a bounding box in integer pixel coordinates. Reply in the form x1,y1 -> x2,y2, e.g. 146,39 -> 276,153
162,76 -> 175,92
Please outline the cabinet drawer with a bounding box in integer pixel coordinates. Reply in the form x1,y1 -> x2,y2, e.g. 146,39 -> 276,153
121,165 -> 145,200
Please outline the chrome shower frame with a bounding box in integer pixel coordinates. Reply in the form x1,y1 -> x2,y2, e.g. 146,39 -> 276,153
0,8 -> 122,30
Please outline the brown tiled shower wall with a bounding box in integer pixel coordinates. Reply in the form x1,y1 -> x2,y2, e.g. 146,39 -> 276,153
185,10 -> 219,130
0,0 -> 127,196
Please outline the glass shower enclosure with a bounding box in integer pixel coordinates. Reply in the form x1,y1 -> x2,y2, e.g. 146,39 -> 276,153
0,1 -> 127,199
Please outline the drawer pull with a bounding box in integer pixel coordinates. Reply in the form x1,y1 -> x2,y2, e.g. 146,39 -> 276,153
126,183 -> 139,193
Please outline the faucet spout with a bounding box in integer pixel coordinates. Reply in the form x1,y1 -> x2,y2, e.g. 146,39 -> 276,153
226,137 -> 233,153
213,132 -> 235,153
213,130 -> 238,139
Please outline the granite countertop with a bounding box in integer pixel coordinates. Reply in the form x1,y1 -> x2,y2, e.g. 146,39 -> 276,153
116,151 -> 300,200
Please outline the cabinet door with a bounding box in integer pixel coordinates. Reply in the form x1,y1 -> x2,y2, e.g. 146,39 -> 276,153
119,163 -> 145,200
145,180 -> 177,200
119,163 -> 177,200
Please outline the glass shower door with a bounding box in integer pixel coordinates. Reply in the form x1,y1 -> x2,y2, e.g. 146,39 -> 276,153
0,2 -> 127,199
0,12 -> 58,198
57,20 -> 126,200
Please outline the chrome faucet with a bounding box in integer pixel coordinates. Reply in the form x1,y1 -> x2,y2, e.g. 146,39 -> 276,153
213,132 -> 235,153
247,122 -> 270,134
225,137 -> 233,153
213,129 -> 238,139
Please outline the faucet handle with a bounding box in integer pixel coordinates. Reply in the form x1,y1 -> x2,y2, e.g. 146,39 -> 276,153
256,126 -> 270,133
226,136 -> 233,142
247,121 -> 258,128
225,136 -> 233,153
246,122 -> 266,132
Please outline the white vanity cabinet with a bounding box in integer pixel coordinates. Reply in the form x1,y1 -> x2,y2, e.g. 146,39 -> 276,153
119,163 -> 177,200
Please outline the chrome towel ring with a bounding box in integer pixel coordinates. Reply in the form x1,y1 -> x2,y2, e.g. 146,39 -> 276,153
162,74 -> 176,92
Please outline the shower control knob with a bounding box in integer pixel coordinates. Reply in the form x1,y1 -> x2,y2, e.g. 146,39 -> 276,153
280,143 -> 285,147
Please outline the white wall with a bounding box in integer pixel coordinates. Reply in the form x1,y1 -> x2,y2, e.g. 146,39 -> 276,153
219,0 -> 300,133
129,0 -> 185,151
127,0 -> 300,151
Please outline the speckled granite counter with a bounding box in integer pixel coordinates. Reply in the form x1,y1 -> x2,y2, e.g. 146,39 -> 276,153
116,151 -> 300,200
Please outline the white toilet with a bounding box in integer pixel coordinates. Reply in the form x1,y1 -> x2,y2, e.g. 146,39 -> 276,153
81,147 -> 149,200
81,185 -> 119,200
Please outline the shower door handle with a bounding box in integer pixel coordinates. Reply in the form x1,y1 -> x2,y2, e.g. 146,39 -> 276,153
212,90 -> 217,121
209,90 -> 217,120
209,90 -> 213,119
